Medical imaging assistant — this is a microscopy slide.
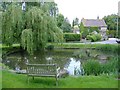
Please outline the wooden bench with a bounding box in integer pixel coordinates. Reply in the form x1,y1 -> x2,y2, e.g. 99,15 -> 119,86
26,64 -> 60,85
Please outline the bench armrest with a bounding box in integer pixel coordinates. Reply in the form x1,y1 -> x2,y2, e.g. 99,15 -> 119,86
56,67 -> 60,77
57,67 -> 60,73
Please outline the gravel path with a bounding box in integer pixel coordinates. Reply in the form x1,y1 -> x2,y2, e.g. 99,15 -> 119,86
91,38 -> 118,44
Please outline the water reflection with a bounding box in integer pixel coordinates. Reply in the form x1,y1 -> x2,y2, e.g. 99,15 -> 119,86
2,49 -> 114,76
65,58 -> 83,76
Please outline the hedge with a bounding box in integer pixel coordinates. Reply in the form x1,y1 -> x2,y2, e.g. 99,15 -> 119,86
63,33 -> 81,41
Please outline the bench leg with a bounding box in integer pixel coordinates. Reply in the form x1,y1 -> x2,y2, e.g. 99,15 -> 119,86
56,77 -> 58,86
33,76 -> 34,80
27,76 -> 29,84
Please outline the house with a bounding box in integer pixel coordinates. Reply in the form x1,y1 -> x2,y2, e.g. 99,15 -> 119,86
80,17 -> 108,40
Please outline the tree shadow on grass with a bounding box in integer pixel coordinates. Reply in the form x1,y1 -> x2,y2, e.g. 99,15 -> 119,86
28,77 -> 57,86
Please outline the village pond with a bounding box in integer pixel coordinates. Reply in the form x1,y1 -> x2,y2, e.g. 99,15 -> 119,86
2,48 -> 118,76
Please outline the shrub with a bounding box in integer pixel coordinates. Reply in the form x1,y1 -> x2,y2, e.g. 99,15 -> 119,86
83,59 -> 101,76
64,33 -> 81,41
101,57 -> 118,74
86,35 -> 91,40
95,34 -> 102,41
107,30 -> 116,38
83,57 -> 118,76
91,35 -> 97,42
86,34 -> 102,42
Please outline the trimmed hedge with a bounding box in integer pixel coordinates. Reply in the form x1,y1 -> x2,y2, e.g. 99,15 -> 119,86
63,33 -> 81,41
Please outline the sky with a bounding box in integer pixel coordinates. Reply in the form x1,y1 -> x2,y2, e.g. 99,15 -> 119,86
54,0 -> 120,24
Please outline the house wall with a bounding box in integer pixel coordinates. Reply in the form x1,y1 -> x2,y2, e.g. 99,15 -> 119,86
101,27 -> 107,31
73,30 -> 80,34
100,27 -> 108,40
73,25 -> 80,34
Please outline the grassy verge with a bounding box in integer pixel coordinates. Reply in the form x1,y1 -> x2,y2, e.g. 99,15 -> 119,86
48,43 -> 119,51
0,43 -> 119,49
2,70 -> 118,88
0,71 -> 1,89
0,44 -> 20,49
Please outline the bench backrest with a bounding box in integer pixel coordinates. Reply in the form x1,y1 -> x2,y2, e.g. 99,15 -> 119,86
27,64 -> 57,75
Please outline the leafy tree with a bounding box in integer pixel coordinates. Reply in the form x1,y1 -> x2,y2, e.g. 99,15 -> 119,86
103,14 -> 117,30
56,14 -> 64,28
46,2 -> 58,17
22,7 -> 63,54
72,20 -> 75,28
103,14 -> 120,38
2,3 -> 63,54
72,17 -> 79,27
0,12 -> 2,42
0,2 -> 13,12
56,14 -> 72,33
2,3 -> 23,46
61,17 -> 72,33
61,21 -> 72,33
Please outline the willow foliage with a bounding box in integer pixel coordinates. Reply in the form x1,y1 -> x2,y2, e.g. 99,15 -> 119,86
21,7 -> 63,54
2,3 -> 23,45
2,3 -> 63,54
21,29 -> 33,54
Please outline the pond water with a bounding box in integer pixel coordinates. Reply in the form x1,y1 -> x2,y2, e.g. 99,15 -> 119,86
2,49 -> 115,76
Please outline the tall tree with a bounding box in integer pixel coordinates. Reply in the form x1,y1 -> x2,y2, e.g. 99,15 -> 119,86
103,14 -> 120,38
103,14 -> 118,30
61,17 -> 72,33
47,2 -> 58,17
2,3 -> 23,46
56,14 -> 64,28
2,3 -> 63,54
56,14 -> 72,33
72,17 -> 79,27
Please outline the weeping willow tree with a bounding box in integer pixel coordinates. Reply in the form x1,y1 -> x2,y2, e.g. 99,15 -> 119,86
2,3 -> 24,46
21,7 -> 63,54
2,3 -> 63,54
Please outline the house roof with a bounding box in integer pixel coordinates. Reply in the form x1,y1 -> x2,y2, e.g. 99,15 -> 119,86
81,18 -> 107,27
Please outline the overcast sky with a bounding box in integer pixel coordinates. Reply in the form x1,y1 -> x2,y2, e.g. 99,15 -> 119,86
54,0 -> 119,23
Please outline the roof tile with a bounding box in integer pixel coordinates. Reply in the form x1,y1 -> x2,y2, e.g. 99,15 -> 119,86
82,19 -> 107,27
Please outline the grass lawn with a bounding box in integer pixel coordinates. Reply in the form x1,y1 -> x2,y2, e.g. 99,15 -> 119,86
2,70 -> 118,88
0,43 -> 119,50
0,70 -> 2,89
0,44 -> 20,49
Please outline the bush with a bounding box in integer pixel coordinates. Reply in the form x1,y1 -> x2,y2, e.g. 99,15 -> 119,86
107,30 -> 116,38
101,57 -> 118,74
83,60 -> 101,76
86,34 -> 102,42
95,34 -> 102,41
83,57 -> 118,76
64,33 -> 81,41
